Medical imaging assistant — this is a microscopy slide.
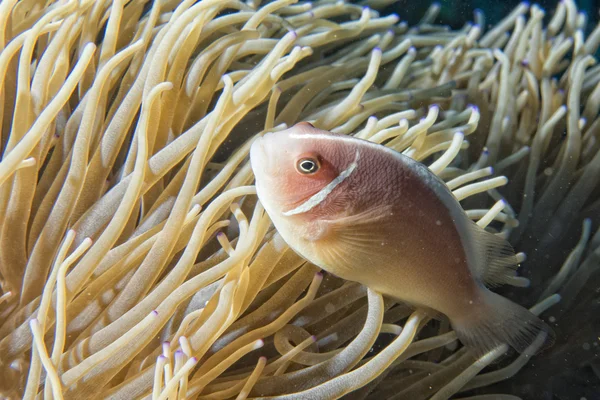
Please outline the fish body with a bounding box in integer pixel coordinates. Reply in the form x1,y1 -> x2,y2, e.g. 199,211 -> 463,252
250,122 -> 550,355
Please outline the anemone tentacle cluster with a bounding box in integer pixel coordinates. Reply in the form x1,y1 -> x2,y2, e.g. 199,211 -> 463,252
0,0 -> 598,399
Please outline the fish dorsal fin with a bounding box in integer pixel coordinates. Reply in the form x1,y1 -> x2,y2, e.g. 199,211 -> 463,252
466,220 -> 519,287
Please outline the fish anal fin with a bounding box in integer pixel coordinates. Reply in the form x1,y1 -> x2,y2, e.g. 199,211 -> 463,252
468,221 -> 519,287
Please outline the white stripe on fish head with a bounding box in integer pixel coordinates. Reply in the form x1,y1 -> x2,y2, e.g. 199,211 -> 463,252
283,149 -> 360,216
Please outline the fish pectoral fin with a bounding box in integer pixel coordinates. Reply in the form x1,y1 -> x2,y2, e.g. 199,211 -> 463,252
316,205 -> 396,272
325,205 -> 394,234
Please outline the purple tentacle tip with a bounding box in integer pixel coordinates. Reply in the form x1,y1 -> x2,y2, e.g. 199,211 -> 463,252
373,47 -> 382,53
152,310 -> 158,316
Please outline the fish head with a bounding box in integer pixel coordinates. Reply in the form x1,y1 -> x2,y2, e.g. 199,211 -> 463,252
250,122 -> 357,237
251,122 -> 399,287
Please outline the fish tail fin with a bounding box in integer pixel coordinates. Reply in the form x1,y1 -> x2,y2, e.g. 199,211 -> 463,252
452,289 -> 554,356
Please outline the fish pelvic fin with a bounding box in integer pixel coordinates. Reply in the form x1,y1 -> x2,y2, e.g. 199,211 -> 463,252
468,221 -> 519,287
451,288 -> 554,357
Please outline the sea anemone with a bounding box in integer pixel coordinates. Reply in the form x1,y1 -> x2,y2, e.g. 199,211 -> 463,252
0,0 -> 598,399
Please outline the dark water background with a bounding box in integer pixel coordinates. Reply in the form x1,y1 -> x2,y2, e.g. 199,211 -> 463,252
386,0 -> 597,33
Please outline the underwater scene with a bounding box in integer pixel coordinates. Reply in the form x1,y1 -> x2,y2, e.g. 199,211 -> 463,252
0,0 -> 598,399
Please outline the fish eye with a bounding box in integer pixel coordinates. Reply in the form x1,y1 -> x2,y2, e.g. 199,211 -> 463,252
296,158 -> 320,174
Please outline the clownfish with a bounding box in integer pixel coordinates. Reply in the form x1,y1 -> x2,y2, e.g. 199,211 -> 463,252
250,122 -> 551,355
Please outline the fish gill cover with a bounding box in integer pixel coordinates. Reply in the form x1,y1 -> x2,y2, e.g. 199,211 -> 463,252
0,0 -> 597,399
